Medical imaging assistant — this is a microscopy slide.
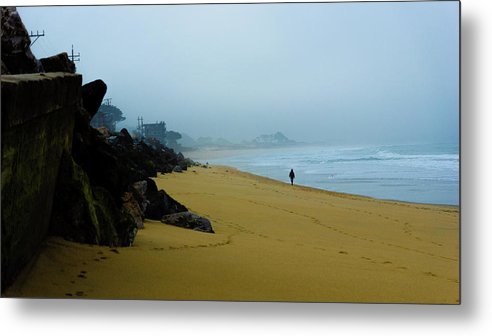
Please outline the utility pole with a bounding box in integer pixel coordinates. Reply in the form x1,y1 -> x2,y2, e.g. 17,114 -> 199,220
137,116 -> 144,138
29,30 -> 45,46
68,44 -> 80,62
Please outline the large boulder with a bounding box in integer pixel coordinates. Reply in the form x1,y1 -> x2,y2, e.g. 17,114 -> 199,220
122,192 -> 144,229
73,79 -> 106,140
161,212 -> 214,233
39,52 -> 75,73
81,79 -> 107,118
1,7 -> 43,74
131,180 -> 149,213
144,178 -> 188,220
50,152 -> 138,246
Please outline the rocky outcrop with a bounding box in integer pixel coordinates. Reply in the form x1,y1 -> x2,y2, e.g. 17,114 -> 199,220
122,192 -> 145,230
1,7 -> 43,74
1,7 -> 212,291
39,53 -> 75,73
1,72 -> 82,289
161,212 -> 215,233
49,152 -> 138,246
81,79 -> 107,118
144,178 -> 188,220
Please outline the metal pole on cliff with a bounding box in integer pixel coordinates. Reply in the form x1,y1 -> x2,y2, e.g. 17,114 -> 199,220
69,44 -> 80,62
29,30 -> 45,47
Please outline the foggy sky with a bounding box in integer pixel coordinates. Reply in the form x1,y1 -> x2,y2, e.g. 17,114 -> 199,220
18,2 -> 459,145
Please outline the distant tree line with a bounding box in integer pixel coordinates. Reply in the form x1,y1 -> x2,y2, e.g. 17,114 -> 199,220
91,104 -> 126,132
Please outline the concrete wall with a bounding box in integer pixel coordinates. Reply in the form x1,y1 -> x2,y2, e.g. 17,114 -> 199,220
1,72 -> 82,290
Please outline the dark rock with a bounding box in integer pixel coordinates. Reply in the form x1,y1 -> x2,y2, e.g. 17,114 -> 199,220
81,79 -> 107,118
110,128 -> 134,150
161,211 -> 214,233
131,180 -> 150,213
50,152 -> 137,247
144,178 -> 188,220
122,192 -> 144,229
173,165 -> 183,173
1,7 -> 43,74
93,187 -> 137,247
76,137 -> 142,202
50,152 -> 101,244
132,180 -> 147,197
39,52 -> 75,73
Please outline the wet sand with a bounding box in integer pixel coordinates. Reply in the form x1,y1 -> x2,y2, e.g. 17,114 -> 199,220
5,166 -> 459,303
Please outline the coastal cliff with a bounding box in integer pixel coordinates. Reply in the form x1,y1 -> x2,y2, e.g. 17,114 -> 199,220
1,7 -> 205,291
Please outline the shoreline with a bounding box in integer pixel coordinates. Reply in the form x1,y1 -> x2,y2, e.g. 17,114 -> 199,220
211,164 -> 459,209
5,165 -> 459,303
184,146 -> 459,208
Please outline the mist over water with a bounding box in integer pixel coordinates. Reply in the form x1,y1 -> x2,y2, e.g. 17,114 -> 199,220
18,2 -> 459,145
16,3 -> 459,204
206,143 -> 459,205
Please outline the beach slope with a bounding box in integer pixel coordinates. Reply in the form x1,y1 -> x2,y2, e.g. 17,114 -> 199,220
5,166 -> 459,303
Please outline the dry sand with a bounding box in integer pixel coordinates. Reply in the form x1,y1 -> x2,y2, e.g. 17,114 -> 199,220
5,166 -> 459,303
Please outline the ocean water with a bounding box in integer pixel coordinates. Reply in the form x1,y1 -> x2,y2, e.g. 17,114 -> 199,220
207,143 -> 459,206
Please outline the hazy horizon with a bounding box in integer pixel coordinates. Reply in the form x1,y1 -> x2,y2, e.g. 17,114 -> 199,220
18,2 -> 459,145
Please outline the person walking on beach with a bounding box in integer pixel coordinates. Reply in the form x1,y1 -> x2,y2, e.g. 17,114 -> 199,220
289,169 -> 295,186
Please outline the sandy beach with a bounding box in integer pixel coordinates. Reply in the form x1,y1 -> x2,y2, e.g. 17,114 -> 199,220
5,166 -> 459,303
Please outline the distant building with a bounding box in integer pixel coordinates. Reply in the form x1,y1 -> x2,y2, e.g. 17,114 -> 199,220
140,121 -> 167,144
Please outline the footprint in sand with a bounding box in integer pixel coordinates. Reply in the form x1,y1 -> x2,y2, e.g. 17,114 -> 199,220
382,261 -> 393,264
338,251 -> 348,255
423,271 -> 437,277
65,291 -> 85,297
396,266 -> 408,270
77,270 -> 88,279
110,248 -> 120,254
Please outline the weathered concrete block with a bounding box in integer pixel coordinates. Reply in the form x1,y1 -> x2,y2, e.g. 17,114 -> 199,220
1,72 -> 82,290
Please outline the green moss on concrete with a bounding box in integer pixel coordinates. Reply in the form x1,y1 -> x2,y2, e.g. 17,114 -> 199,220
1,73 -> 81,291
